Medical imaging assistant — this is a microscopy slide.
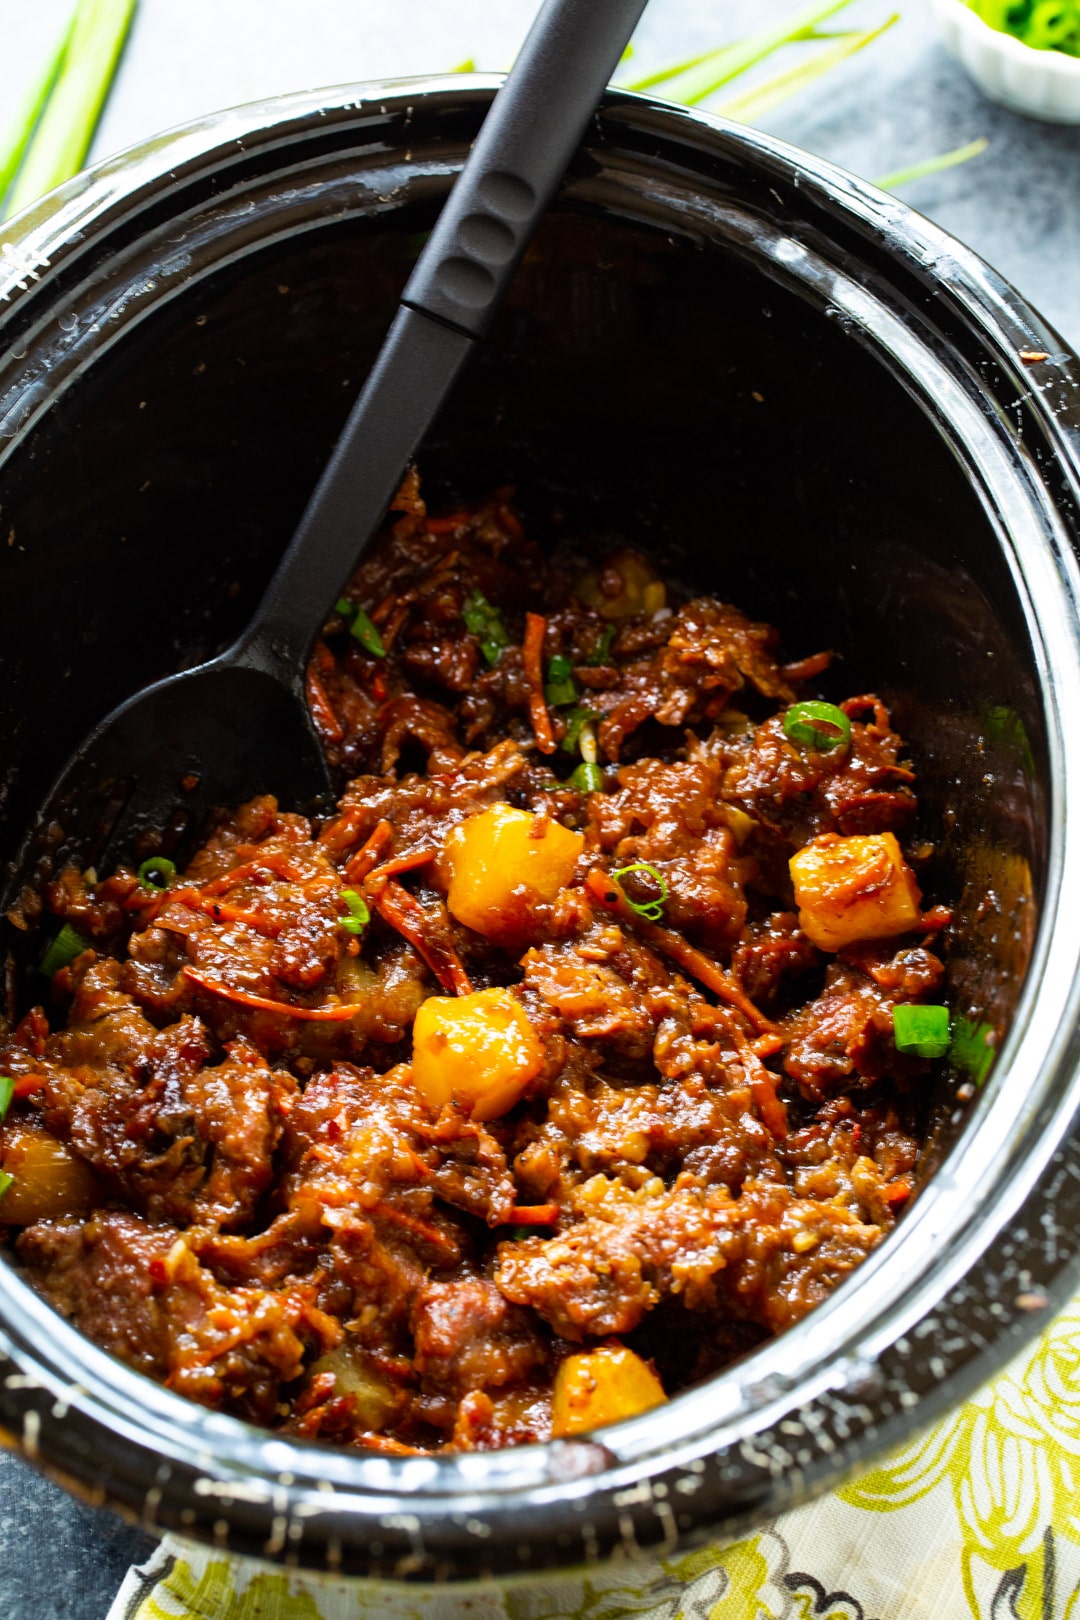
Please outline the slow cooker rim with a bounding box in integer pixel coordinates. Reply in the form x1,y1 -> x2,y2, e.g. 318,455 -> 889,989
2,77 -> 1080,1578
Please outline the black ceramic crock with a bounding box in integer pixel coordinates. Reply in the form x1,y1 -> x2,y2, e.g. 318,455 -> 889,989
2,78 -> 1080,1581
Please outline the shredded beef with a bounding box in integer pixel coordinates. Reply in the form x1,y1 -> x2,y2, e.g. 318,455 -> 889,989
0,482 -> 948,1451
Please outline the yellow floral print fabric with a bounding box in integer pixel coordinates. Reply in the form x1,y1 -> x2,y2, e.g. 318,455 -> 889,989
108,1295 -> 1080,1620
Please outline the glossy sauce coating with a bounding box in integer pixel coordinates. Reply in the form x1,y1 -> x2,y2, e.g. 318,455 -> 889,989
0,477 -> 946,1450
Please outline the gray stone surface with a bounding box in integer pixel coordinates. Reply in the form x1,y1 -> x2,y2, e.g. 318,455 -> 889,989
0,1 -> 1077,1615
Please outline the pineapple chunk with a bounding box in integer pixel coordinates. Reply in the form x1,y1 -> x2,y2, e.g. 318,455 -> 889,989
575,549 -> 666,621
789,831 -> 922,952
411,987 -> 543,1121
445,803 -> 584,945
0,1123 -> 98,1225
551,1343 -> 667,1437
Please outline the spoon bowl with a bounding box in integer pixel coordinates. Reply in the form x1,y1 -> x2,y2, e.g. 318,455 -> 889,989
7,660 -> 331,912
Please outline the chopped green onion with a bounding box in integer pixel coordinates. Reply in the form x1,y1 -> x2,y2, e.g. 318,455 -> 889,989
505,1225 -> 532,1242
350,608 -> 385,658
893,1003 -> 950,1059
587,625 -> 617,666
964,0 -> 1080,56
950,1016 -> 996,1085
569,761 -> 604,794
560,706 -> 600,755
783,700 -> 851,753
611,861 -> 669,922
137,855 -> 176,891
0,1076 -> 13,1120
984,703 -> 1036,775
39,922 -> 90,977
544,654 -> 578,707
339,888 -> 371,934
0,1171 -> 12,1202
463,590 -> 509,665
335,597 -> 386,658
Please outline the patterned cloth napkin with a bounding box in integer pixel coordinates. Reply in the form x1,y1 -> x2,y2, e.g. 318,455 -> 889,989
107,1290 -> 1080,1620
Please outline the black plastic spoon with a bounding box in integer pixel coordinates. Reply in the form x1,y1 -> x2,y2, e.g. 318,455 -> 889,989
7,0 -> 649,909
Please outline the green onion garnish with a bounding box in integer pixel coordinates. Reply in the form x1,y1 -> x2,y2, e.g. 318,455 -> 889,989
587,624 -> 616,666
893,1004 -> 950,1059
351,608 -> 386,658
335,597 -> 386,658
39,922 -> 90,977
783,700 -> 851,753
0,1171 -> 12,1202
0,1077 -> 13,1120
611,861 -> 669,922
463,590 -> 509,666
950,1016 -> 996,1085
339,888 -> 371,935
569,761 -> 604,794
560,706 -> 600,755
544,654 -> 578,707
137,855 -> 176,891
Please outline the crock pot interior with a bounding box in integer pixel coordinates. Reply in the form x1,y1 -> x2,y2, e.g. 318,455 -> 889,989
0,191 -> 1043,1127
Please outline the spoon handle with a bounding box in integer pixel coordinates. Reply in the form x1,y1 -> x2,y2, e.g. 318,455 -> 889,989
401,0 -> 650,340
235,0 -> 649,682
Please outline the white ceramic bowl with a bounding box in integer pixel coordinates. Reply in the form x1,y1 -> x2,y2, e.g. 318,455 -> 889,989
932,0 -> 1080,121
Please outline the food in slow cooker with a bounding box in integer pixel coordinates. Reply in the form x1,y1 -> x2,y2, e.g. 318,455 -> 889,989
0,476 -> 949,1451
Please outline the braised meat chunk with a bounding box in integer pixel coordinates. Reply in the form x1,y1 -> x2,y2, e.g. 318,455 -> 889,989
0,477 -> 950,1451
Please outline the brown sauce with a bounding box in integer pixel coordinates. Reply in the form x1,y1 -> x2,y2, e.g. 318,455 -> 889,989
0,475 -> 947,1451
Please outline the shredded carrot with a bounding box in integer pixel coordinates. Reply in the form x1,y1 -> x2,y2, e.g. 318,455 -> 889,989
752,1033 -> 785,1060
496,503 -> 524,541
170,889 -> 283,937
365,1351 -> 417,1381
343,820 -> 395,885
306,664 -> 345,743
882,1178 -> 912,1206
372,880 -> 473,995
182,966 -> 361,1021
426,512 -> 471,534
120,886 -> 171,920
355,1433 -> 428,1455
202,853 -> 304,897
744,1052 -> 788,1139
505,1203 -> 560,1226
380,600 -> 411,651
319,803 -> 370,854
522,612 -> 557,755
370,1200 -> 458,1253
584,868 -> 775,1033
781,650 -> 832,683
12,1074 -> 46,1098
919,905 -> 953,933
364,848 -> 437,889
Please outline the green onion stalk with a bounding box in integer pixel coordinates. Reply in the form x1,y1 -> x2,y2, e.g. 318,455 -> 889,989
2,0 -> 138,221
